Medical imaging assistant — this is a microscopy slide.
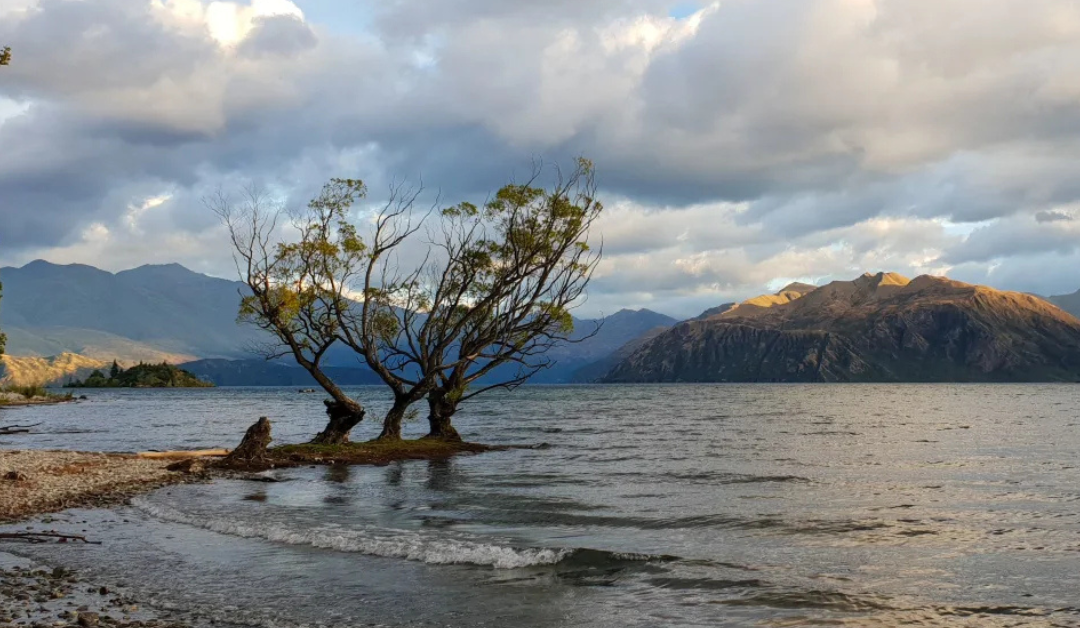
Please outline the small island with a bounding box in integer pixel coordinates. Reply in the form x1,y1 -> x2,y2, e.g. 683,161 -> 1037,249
65,361 -> 214,388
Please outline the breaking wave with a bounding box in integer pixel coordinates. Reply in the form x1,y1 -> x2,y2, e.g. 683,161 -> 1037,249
133,496 -> 573,569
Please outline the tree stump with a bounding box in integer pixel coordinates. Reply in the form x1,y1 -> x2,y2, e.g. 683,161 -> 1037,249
216,417 -> 273,470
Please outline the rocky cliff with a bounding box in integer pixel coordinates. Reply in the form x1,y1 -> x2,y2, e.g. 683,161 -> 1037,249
604,273 -> 1080,383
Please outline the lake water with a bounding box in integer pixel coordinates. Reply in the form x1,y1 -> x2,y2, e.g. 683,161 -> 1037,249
2,384 -> 1080,627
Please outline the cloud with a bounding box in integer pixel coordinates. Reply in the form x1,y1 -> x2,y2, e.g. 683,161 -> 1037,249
3,0 -> 1080,317
238,14 -> 317,57
1036,209 -> 1074,223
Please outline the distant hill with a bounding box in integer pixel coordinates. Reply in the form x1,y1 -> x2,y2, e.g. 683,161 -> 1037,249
572,324 -> 672,382
2,326 -> 196,365
0,261 -> 264,361
0,353 -> 108,387
66,362 -> 214,388
182,359 -> 383,387
692,303 -> 736,320
1048,289 -> 1080,319
0,261 -> 677,385
604,272 -> 1080,383
536,308 -> 679,383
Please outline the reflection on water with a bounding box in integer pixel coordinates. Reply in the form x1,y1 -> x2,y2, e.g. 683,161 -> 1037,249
3,384 -> 1080,627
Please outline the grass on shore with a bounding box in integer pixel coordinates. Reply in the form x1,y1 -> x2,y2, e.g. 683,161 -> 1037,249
269,439 -> 504,466
0,384 -> 74,406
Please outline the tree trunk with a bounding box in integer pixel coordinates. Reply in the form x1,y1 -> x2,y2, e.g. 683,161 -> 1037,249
424,392 -> 462,442
217,417 -> 273,470
375,397 -> 410,442
312,399 -> 365,445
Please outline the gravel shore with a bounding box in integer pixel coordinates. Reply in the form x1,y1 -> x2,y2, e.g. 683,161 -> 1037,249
0,450 -> 206,626
1,552 -> 195,627
0,450 -> 188,523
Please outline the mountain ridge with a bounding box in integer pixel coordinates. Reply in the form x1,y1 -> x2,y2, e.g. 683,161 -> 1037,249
603,272 -> 1080,383
0,260 -> 677,385
1048,288 -> 1080,319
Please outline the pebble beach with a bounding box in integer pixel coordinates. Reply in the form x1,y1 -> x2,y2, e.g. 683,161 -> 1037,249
1,449 -> 198,627
0,450 -> 185,523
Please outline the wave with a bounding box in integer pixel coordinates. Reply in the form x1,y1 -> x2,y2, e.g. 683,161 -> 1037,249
130,498 -> 671,573
132,497 -> 571,569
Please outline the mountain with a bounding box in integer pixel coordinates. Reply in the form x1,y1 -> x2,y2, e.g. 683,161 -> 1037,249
0,261 -> 677,385
692,303 -> 735,320
604,272 -> 1080,383
0,261 -> 264,361
535,308 -> 679,383
1048,289 -> 1080,319
182,359 -> 383,387
0,353 -> 109,387
572,324 -> 672,382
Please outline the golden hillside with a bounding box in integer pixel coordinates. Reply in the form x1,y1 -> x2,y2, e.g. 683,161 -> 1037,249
0,353 -> 110,387
606,272 -> 1080,383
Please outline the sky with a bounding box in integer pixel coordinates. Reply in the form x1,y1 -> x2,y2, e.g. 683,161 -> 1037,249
2,0 -> 1080,319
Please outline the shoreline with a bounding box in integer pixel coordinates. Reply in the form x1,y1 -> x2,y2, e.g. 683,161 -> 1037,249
265,439 -> 508,467
1,450 -> 201,626
1,439 -> 512,523
0,393 -> 78,409
0,551 -> 196,627
0,450 -> 191,524
0,441 -> 511,626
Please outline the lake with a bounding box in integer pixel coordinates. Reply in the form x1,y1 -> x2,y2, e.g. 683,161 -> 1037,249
2,384 -> 1080,627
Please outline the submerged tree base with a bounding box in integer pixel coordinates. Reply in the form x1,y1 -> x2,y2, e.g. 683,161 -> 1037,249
269,439 -> 506,467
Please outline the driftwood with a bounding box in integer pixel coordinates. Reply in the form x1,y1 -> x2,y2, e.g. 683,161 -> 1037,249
215,417 -> 273,471
0,422 -> 42,435
137,449 -> 230,460
0,532 -> 101,545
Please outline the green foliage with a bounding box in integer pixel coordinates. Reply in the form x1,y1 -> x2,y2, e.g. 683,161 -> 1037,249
0,46 -> 10,66
66,362 -> 214,388
428,157 -> 603,406
0,383 -> 73,405
2,384 -> 47,398
217,158 -> 603,441
234,179 -> 370,359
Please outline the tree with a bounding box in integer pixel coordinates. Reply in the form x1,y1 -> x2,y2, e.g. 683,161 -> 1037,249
110,360 -> 122,379
210,186 -> 370,444
336,158 -> 603,441
0,281 -> 6,356
214,159 -> 603,443
416,159 -> 603,440
0,47 -> 10,66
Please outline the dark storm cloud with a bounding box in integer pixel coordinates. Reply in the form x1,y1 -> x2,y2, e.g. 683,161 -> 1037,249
1036,210 -> 1074,223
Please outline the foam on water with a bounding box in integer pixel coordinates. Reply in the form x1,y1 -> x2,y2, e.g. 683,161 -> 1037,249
131,496 -> 570,569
